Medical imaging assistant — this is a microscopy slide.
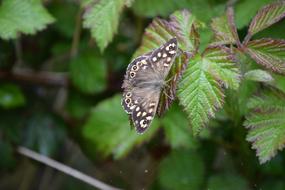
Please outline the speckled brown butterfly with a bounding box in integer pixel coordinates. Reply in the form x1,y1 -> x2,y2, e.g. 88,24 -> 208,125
121,38 -> 178,134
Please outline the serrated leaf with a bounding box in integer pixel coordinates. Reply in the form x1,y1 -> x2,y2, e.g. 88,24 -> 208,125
203,46 -> 240,90
70,51 -> 107,94
178,54 -> 224,135
178,47 -> 240,134
158,150 -> 205,190
244,69 -> 274,82
207,173 -> 249,190
211,7 -> 240,46
169,9 -> 199,52
82,95 -> 159,159
244,91 -> 285,164
211,15 -> 236,45
248,1 -> 285,38
0,84 -> 25,109
133,18 -> 173,58
83,0 -> 125,52
245,38 -> 285,74
161,104 -> 197,148
272,74 -> 285,94
235,0 -> 272,29
0,0 -> 55,39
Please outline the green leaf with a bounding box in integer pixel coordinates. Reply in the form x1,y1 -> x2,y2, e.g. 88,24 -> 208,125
178,54 -> 224,135
245,38 -> 285,74
271,74 -> 285,94
70,51 -> 107,94
244,69 -> 274,83
82,0 -> 125,52
203,46 -> 240,90
178,46 -> 240,135
235,0 -> 272,29
65,91 -> 93,119
207,173 -> 249,190
161,104 -> 197,148
0,84 -> 25,109
244,91 -> 285,164
169,10 -> 199,52
82,95 -> 159,159
49,2 -> 77,38
0,0 -> 55,39
210,7 -> 239,46
133,18 -> 173,58
247,1 -> 285,38
158,150 -> 205,190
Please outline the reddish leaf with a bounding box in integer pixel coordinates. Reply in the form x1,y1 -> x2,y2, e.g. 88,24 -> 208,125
245,1 -> 285,42
210,7 -> 240,46
245,38 -> 285,74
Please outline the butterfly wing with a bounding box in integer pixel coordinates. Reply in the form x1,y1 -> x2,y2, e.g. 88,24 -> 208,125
122,38 -> 178,133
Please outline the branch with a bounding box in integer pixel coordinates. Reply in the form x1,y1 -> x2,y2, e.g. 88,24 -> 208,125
0,69 -> 69,87
17,146 -> 123,190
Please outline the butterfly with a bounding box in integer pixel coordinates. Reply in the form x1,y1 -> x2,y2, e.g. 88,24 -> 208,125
121,38 -> 178,134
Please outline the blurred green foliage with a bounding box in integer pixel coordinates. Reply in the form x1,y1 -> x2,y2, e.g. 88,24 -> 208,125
0,0 -> 285,189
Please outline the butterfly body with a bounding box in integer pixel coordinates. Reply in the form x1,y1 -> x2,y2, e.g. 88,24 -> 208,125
122,38 -> 177,133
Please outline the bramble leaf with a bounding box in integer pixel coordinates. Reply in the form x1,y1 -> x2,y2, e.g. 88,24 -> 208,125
178,46 -> 240,135
247,1 -> 285,38
70,51 -> 107,94
82,95 -> 159,159
203,46 -> 240,90
235,0 -> 272,29
178,54 -> 224,135
169,10 -> 199,52
211,12 -> 238,46
244,69 -> 274,83
245,38 -> 285,74
244,91 -> 285,164
0,0 -> 55,39
82,0 -> 126,52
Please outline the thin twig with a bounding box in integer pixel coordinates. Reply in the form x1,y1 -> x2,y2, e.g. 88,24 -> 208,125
17,146 -> 123,190
70,8 -> 83,58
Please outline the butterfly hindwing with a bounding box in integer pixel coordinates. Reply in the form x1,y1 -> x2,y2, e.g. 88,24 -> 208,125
131,93 -> 160,134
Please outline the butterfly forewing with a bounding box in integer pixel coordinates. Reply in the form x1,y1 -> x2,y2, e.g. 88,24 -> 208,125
122,38 -> 178,134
